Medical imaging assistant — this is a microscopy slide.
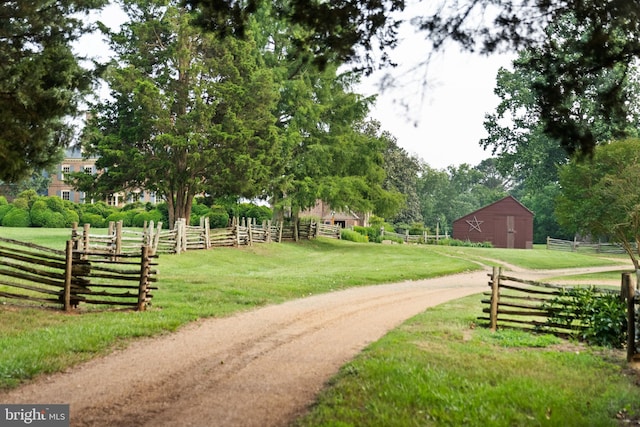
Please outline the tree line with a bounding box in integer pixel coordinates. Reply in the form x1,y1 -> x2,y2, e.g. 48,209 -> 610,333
2,1 -> 640,250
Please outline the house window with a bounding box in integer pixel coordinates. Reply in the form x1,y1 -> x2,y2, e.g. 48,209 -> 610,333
61,165 -> 70,180
84,166 -> 93,174
129,192 -> 141,203
61,191 -> 70,201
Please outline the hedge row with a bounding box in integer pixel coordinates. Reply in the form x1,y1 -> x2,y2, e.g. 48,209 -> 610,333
0,191 -> 273,229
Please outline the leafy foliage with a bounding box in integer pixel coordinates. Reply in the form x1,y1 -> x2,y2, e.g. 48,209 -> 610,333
340,229 -> 369,243
74,1 -> 281,227
0,0 -> 106,182
557,138 -> 640,268
189,0 -> 640,158
546,287 -> 626,348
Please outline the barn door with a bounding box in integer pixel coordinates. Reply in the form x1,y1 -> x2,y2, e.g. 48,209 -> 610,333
506,216 -> 515,249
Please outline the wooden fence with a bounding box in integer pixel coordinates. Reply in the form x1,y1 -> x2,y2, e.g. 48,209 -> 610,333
546,236 -> 629,254
0,237 -> 157,311
72,218 -> 212,255
480,267 -> 640,360
316,223 -> 341,239
73,221 -> 159,255
480,267 -> 622,335
380,228 -> 449,244
71,217 -> 340,254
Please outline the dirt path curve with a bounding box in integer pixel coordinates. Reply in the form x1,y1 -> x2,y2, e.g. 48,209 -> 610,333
0,264 -> 626,427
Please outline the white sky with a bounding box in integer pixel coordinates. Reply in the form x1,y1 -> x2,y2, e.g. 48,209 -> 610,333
358,50 -> 514,170
76,3 -> 515,171
355,0 -> 516,170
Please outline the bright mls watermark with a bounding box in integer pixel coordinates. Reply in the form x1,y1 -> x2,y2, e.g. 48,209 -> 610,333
1,405 -> 69,427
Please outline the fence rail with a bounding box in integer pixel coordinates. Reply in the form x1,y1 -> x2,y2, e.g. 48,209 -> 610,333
0,237 -> 157,311
380,228 -> 449,243
546,237 -> 629,254
480,267 -> 619,336
480,267 -> 640,362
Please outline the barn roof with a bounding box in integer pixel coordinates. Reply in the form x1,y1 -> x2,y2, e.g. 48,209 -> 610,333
453,195 -> 534,222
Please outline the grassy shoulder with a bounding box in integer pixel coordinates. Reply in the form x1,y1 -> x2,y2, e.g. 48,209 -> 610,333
295,295 -> 640,427
431,244 -> 628,270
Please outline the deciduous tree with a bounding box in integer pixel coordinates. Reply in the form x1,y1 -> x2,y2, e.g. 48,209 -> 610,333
557,138 -> 640,270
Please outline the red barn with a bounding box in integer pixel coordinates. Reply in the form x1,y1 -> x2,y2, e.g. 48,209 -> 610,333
452,196 -> 534,249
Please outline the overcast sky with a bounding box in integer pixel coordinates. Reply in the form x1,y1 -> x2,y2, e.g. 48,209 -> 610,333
358,50 -> 514,170
355,0 -> 516,170
76,3 -> 515,171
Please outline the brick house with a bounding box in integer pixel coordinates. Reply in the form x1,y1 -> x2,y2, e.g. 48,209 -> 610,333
299,200 -> 369,228
47,149 -> 158,206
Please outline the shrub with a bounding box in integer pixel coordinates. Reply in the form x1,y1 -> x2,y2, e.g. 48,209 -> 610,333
245,204 -> 272,223
341,229 -> 369,243
12,197 -> 29,210
192,201 -> 210,217
546,287 -> 626,348
44,211 -> 66,228
436,238 -> 493,248
354,226 -> 381,242
45,196 -> 65,213
0,204 -> 14,223
132,210 -> 163,228
105,211 -> 131,227
30,200 -> 50,227
0,196 -> 7,206
80,213 -> 106,228
207,206 -> 230,228
63,209 -> 80,227
16,190 -> 38,208
121,201 -> 144,211
369,216 -> 395,232
2,208 -> 31,227
82,201 -> 116,219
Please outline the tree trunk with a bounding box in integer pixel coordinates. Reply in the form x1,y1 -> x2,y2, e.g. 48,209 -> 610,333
166,188 -> 194,230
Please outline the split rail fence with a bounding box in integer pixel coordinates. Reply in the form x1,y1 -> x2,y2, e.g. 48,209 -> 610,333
72,217 -> 342,256
481,267 -> 640,361
380,227 -> 449,243
546,237 -> 629,254
0,236 -> 157,311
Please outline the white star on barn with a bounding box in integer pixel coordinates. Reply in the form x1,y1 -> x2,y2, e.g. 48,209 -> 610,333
466,216 -> 483,232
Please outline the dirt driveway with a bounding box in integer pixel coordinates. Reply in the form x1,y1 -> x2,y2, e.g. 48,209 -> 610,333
0,264 -> 626,426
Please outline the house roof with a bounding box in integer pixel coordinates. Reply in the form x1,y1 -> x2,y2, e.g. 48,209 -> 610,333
453,195 -> 534,222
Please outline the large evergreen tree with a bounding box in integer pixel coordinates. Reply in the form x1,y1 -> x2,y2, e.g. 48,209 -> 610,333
74,0 -> 281,226
250,3 -> 402,222
0,0 -> 106,182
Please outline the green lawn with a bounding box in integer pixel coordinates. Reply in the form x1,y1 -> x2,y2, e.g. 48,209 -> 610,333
1,227 -> 638,426
295,295 -> 640,426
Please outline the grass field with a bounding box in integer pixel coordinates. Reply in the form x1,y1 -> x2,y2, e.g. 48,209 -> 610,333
1,227 -> 638,425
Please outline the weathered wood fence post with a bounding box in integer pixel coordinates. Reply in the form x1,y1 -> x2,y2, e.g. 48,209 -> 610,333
63,240 -> 74,312
82,223 -> 90,259
203,216 -> 211,249
137,245 -> 151,311
114,220 -> 123,259
623,272 -> 636,362
490,266 -> 501,332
